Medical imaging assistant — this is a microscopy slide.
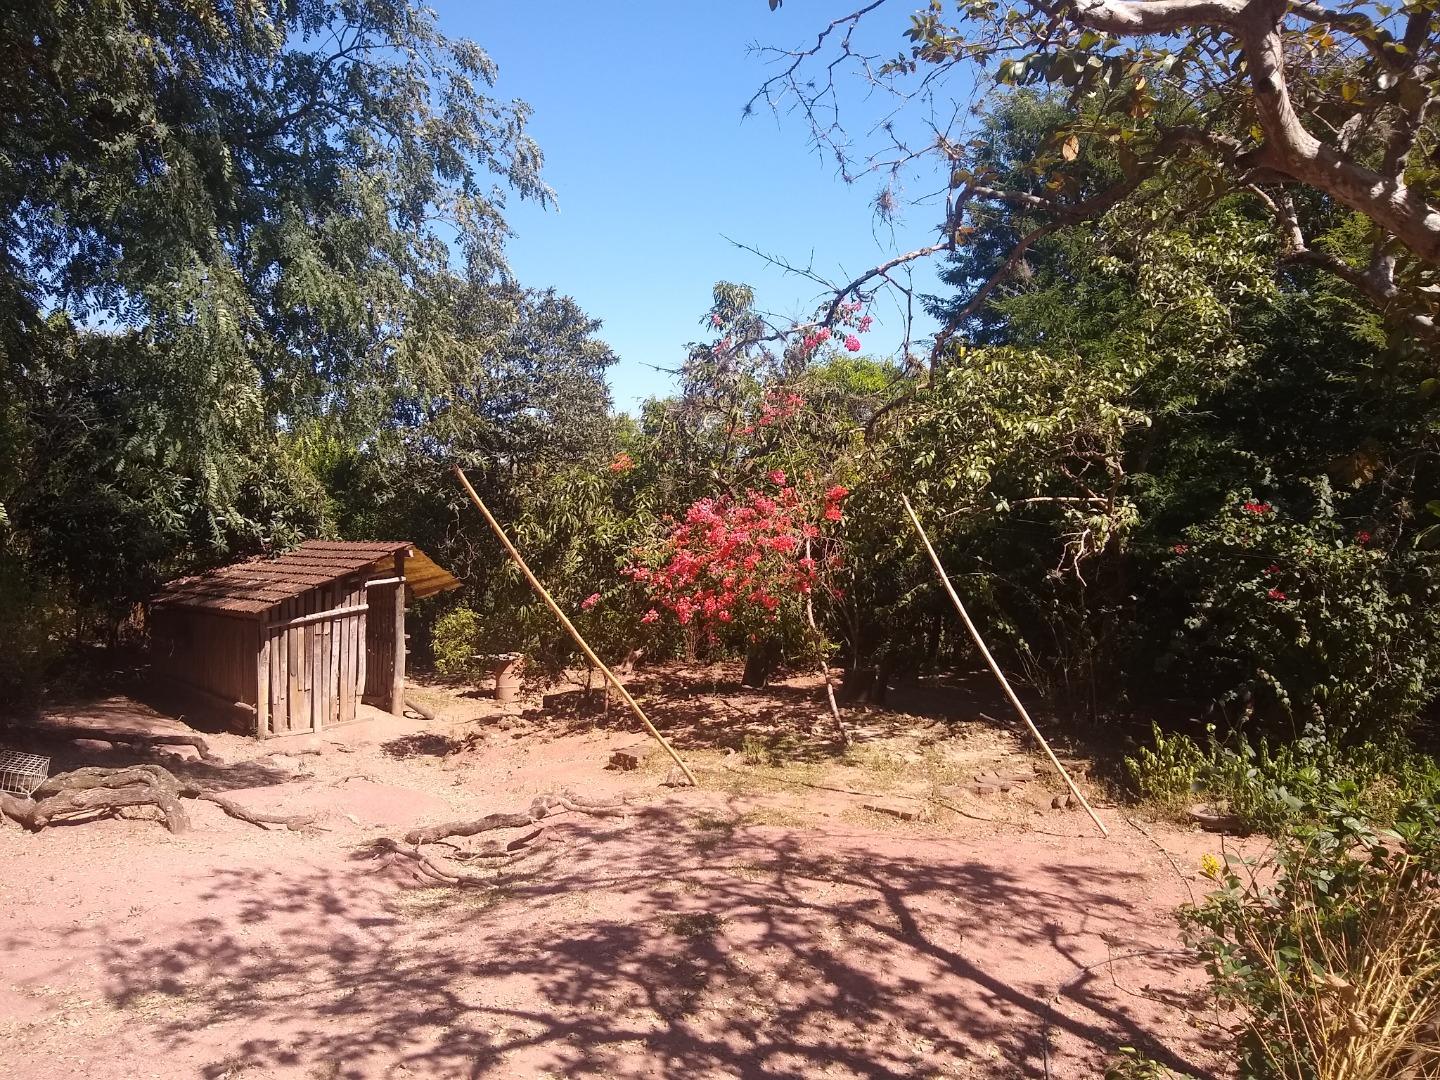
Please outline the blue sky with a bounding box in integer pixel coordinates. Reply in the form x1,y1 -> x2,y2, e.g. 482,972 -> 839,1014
439,1 -> 949,409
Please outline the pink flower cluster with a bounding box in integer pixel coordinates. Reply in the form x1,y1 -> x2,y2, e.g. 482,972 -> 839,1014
1242,500 -> 1274,515
797,301 -> 873,356
625,480 -> 848,631
740,388 -> 806,436
800,327 -> 831,353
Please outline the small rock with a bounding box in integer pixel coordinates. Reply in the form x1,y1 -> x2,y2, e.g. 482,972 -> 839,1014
992,767 -> 1035,784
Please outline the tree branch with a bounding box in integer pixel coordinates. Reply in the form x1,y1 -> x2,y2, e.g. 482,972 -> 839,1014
1071,0 -> 1247,34
1237,5 -> 1440,261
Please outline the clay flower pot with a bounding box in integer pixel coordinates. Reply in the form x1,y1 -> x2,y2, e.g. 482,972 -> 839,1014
492,653 -> 524,703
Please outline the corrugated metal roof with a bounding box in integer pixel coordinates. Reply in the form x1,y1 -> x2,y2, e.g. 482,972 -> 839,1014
404,549 -> 464,600
153,541 -> 460,618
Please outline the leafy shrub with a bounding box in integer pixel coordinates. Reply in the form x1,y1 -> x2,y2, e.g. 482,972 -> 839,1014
1125,724 -> 1440,835
0,554 -> 74,704
1160,482 -> 1440,739
1104,1048 -> 1195,1080
431,606 -> 485,680
1183,791 -> 1440,1079
1125,723 -> 1209,811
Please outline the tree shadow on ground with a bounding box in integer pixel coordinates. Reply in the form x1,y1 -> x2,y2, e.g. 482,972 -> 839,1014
0,696 -> 294,792
48,803 -> 1221,1079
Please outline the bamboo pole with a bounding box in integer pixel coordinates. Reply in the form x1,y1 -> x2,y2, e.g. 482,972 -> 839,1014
453,466 -> 698,787
901,495 -> 1109,838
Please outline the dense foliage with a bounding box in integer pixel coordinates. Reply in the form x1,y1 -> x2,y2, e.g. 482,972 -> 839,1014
6,9 -> 1440,1079
0,0 -> 610,699
6,4 -> 1440,764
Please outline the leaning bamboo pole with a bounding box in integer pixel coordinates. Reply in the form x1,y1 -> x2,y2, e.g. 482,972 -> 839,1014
453,466 -> 698,787
901,495 -> 1109,838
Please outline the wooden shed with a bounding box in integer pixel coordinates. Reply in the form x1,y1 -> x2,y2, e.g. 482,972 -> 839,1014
150,541 -> 460,737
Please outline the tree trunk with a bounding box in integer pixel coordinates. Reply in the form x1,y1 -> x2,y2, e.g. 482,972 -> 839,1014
741,639 -> 780,688
839,666 -> 875,704
865,655 -> 894,707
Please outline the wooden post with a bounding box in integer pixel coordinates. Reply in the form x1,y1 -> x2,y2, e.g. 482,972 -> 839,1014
390,550 -> 407,716
278,600 -> 291,734
256,626 -> 271,739
901,495 -> 1109,838
357,599 -> 368,710
452,465 -> 697,786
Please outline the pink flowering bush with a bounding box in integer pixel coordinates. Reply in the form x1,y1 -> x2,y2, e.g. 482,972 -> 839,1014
793,297 -> 874,360
624,477 -> 847,648
625,284 -> 867,682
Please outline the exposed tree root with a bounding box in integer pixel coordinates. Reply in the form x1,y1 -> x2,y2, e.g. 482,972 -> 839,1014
366,837 -> 555,886
402,792 -> 627,846
0,764 -> 318,834
367,791 -> 629,888
194,791 -> 321,832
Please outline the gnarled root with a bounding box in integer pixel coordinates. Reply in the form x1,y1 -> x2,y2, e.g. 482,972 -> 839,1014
402,792 -> 626,846
51,726 -> 222,763
370,791 -> 628,888
0,764 -> 318,834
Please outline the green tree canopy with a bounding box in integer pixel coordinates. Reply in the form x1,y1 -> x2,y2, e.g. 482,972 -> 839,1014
760,0 -> 1440,349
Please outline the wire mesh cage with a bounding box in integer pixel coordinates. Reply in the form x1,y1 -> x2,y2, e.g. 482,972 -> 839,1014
0,749 -> 49,797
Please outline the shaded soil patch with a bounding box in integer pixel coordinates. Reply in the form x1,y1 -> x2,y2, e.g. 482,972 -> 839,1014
0,667 -> 1239,1078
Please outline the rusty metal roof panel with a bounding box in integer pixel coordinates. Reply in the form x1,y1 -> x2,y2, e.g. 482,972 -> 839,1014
403,549 -> 463,599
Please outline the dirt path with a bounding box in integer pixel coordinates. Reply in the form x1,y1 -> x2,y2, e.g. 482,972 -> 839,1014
0,671 -> 1236,1079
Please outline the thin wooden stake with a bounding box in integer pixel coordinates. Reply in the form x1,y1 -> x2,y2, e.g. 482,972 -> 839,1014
901,495 -> 1109,838
453,466 -> 698,787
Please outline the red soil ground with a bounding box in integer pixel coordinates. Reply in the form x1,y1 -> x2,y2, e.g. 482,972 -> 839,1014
0,667 -> 1244,1079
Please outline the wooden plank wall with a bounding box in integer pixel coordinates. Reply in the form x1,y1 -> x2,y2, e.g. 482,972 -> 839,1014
154,576 -> 375,738
260,576 -> 367,736
151,608 -> 260,707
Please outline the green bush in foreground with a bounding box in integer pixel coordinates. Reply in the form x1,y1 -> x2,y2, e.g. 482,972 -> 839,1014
1183,792 -> 1440,1079
1126,724 -> 1440,1078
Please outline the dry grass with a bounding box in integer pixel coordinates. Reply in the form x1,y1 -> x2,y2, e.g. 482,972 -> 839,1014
1246,863 -> 1440,1080
389,884 -> 511,919
657,911 -> 727,939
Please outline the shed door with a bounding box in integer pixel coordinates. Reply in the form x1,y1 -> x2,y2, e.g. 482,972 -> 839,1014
362,583 -> 397,709
262,578 -> 367,736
